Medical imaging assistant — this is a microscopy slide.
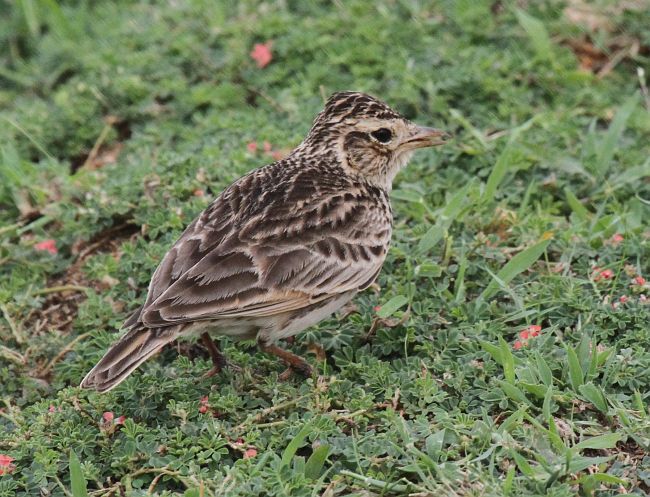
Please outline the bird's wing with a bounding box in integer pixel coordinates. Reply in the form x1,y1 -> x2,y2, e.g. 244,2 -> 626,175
131,166 -> 391,328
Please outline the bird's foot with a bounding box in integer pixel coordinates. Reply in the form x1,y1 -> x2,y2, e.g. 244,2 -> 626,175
258,340 -> 313,381
202,360 -> 241,378
278,361 -> 313,381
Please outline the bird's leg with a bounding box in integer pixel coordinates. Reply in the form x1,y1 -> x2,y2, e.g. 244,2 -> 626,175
258,340 -> 313,380
201,333 -> 227,378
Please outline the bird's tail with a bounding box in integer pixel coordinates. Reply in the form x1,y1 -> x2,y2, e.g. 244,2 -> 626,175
80,326 -> 177,393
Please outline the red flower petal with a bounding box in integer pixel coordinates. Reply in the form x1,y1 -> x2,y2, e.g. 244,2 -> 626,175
0,454 -> 14,466
529,325 -> 542,333
247,141 -> 258,153
610,233 -> 624,245
619,295 -> 628,303
263,141 -> 272,153
116,416 -> 126,425
250,41 -> 273,68
198,405 -> 208,414
513,340 -> 524,350
34,239 -> 57,255
102,411 -> 114,423
634,276 -> 646,286
519,330 -> 530,340
243,448 -> 258,459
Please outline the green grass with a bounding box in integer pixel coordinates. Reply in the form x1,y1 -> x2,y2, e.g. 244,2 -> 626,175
1,1 -> 650,495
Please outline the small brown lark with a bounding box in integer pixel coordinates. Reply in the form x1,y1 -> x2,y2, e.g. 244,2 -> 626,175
81,91 -> 449,392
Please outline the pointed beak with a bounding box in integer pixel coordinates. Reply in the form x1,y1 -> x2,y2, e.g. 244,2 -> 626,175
405,125 -> 451,149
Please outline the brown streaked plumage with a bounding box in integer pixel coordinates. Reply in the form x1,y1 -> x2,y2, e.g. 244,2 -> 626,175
81,91 -> 449,392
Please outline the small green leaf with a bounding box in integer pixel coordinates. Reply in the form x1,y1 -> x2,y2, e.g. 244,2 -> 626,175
547,417 -> 567,452
542,385 -> 554,420
566,345 -> 584,391
574,433 -> 622,451
499,336 -> 515,384
593,93 -> 640,177
425,430 -> 446,459
579,382 -> 608,414
415,262 -> 442,278
519,382 -> 547,399
574,473 -> 626,486
281,423 -> 313,467
304,444 -> 329,479
515,9 -> 554,61
498,380 -> 532,406
535,353 -> 553,387
69,451 -> 89,497
483,141 -> 516,203
479,239 -> 551,301
511,450 -> 535,477
565,188 -> 591,222
480,340 -> 503,365
567,455 -> 613,473
376,295 -> 408,318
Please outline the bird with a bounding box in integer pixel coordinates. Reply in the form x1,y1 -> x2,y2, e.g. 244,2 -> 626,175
80,91 -> 449,392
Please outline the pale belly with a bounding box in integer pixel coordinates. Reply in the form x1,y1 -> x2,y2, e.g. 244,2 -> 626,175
183,291 -> 357,344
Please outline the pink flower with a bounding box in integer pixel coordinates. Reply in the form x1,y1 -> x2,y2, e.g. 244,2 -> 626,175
103,411 -> 114,423
263,141 -> 272,153
373,305 -> 382,312
634,276 -> 646,286
600,269 -> 614,279
243,448 -> 257,459
198,405 -> 208,414
640,295 -> 647,302
610,233 -> 624,246
199,396 -> 209,413
250,41 -> 273,68
193,189 -> 205,197
513,340 -> 524,350
0,454 -> 15,475
593,268 -> 614,282
519,324 -> 542,342
619,295 -> 628,304
115,416 -> 126,425
34,239 -> 57,255
271,150 -> 284,161
247,142 -> 258,153
48,405 -> 56,413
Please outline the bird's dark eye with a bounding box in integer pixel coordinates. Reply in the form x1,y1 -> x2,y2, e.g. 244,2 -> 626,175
370,128 -> 392,143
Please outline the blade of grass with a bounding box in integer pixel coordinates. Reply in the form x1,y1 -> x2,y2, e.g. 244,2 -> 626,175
593,93 -> 640,177
69,451 -> 89,497
564,188 -> 591,222
483,141 -> 517,203
281,422 -> 313,467
304,444 -> 329,479
566,345 -> 584,391
515,9 -> 554,61
478,239 -> 551,302
573,433 -> 621,452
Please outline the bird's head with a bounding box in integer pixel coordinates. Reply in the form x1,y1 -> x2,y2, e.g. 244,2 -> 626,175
298,91 -> 449,189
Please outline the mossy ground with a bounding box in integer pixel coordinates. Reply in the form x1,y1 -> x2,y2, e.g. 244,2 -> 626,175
1,1 -> 649,495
